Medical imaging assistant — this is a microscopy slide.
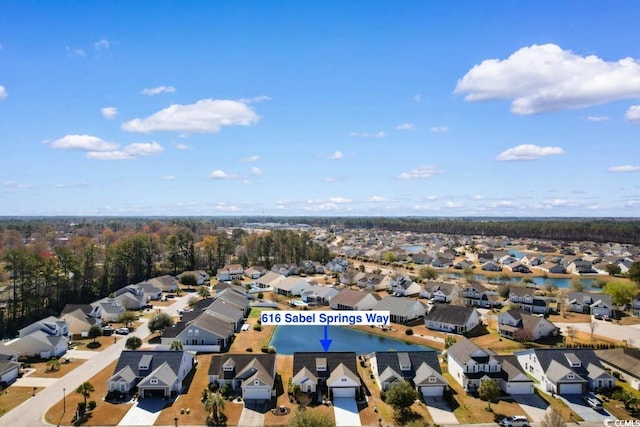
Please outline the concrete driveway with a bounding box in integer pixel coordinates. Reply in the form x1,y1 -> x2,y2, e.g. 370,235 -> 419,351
562,394 -> 614,422
238,402 -> 266,427
118,397 -> 164,426
513,394 -> 548,422
333,397 -> 361,426
423,397 -> 458,424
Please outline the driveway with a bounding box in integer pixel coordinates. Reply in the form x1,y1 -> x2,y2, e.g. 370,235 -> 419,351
562,394 -> 614,422
423,397 -> 458,424
118,397 -> 164,426
238,401 -> 266,427
333,397 -> 361,426
513,394 -> 548,422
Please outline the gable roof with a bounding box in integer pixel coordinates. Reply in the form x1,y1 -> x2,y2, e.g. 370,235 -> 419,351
209,353 -> 276,388
111,350 -> 186,383
425,305 -> 477,326
372,351 -> 442,385
331,289 -> 380,307
524,348 -> 612,385
293,352 -> 358,381
595,347 -> 640,378
374,297 -> 427,316
446,337 -> 494,365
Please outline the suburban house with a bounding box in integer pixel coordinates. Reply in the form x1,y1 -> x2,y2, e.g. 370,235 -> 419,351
3,316 -> 69,359
273,276 -> 311,297
391,276 -> 422,297
507,263 -> 532,274
244,266 -> 267,280
515,348 -> 615,394
95,299 -> 126,322
567,260 -> 596,275
373,297 -> 428,325
271,263 -> 299,277
146,275 -> 178,293
216,264 -> 245,282
180,270 -> 210,285
568,292 -> 613,316
424,305 -> 481,334
420,282 -> 459,303
446,337 -> 534,395
595,347 -> 640,390
108,350 -> 195,398
161,311 -> 235,352
0,350 -> 20,386
481,261 -> 502,272
61,307 -> 101,337
461,283 -> 497,308
135,282 -> 163,301
61,303 -> 101,319
357,273 -> 390,292
509,287 -> 550,314
292,352 -> 362,400
369,351 -> 447,398
211,288 -> 251,316
208,354 -> 277,402
254,271 -> 285,290
301,284 -> 339,305
204,298 -> 245,331
114,290 -> 146,311
497,309 -> 557,341
535,262 -> 566,274
632,293 -> 640,317
330,289 -> 381,311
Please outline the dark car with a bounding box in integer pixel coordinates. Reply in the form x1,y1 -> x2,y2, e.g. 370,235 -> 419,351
102,326 -> 113,336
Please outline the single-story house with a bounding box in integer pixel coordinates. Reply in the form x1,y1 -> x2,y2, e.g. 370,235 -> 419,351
568,292 -> 613,316
330,289 -> 381,311
370,351 -> 446,398
373,297 -> 428,325
292,352 -> 361,401
595,347 -> 640,390
301,284 -> 339,305
273,276 -> 311,297
498,309 -> 557,341
161,311 -> 235,352
209,354 -> 277,402
146,275 -> 179,293
424,305 -> 481,334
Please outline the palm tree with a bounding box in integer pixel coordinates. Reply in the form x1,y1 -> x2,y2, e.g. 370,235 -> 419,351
76,382 -> 95,408
204,391 -> 225,423
46,357 -> 60,372
198,286 -> 210,299
170,340 -> 183,351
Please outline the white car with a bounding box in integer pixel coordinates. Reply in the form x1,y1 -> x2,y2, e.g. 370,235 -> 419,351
501,416 -> 529,427
115,327 -> 130,335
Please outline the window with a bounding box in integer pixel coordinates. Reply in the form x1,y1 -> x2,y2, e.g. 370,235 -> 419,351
567,374 -> 575,379
341,378 -> 347,382
428,377 -> 436,383
150,379 -> 158,385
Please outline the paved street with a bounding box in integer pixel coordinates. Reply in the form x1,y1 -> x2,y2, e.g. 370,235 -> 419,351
1,295 -> 189,427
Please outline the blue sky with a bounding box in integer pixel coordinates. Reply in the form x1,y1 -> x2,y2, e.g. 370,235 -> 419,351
1,1 -> 639,217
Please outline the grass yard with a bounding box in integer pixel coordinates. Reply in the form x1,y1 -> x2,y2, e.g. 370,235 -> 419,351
443,372 -> 527,424
548,312 -> 591,323
44,360 -> 132,426
600,380 -> 640,421
470,330 -> 526,354
350,324 -> 446,351
26,357 -> 86,378
0,386 -> 43,418
70,335 -> 118,351
264,355 -> 293,426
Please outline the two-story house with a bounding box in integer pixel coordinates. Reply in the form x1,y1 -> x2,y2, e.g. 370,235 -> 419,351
568,292 -> 613,317
369,351 -> 447,398
461,283 -> 496,308
497,309 -> 557,341
509,287 -> 550,314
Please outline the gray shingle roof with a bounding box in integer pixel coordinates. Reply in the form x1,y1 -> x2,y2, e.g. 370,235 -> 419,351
293,352 -> 358,381
425,305 -> 478,327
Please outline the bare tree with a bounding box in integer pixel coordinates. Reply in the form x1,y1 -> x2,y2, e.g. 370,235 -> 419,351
541,407 -> 566,427
565,326 -> 577,344
557,289 -> 569,318
590,320 -> 598,344
485,311 -> 497,330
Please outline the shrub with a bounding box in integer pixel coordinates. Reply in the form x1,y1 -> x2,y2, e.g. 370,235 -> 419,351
246,347 -> 253,352
405,329 -> 414,336
87,400 -> 97,410
253,324 -> 262,331
77,402 -> 87,413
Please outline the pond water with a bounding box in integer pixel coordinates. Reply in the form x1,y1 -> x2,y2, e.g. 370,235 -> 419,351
445,272 -> 598,290
401,244 -> 425,254
268,325 -> 437,355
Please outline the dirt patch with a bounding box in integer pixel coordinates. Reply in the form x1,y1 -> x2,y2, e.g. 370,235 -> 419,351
26,358 -> 86,378
350,324 -> 445,351
264,355 -> 293,426
548,312 -> 591,323
71,335 -> 119,351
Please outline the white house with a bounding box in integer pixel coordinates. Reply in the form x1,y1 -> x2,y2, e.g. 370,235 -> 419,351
330,289 -> 381,311
424,305 -> 481,334
370,351 -> 447,398
497,309 -> 557,341
273,276 -> 311,297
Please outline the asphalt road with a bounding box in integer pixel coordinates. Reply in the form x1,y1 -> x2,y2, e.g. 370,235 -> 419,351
1,295 -> 191,427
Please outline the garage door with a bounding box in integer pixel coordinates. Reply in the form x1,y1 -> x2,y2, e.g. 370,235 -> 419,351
332,387 -> 355,398
507,382 -> 534,395
243,387 -> 271,401
421,386 -> 444,397
559,383 -> 583,394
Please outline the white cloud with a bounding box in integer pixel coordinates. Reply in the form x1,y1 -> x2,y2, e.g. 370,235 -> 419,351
174,143 -> 191,150
101,106 -> 118,119
369,196 -> 389,202
238,95 -> 271,103
324,177 -> 340,183
65,46 -> 86,57
487,200 -> 516,208
210,170 -> 239,180
163,175 -> 176,180
0,43 -> 3,50
240,155 -> 260,162
455,43 -> 640,114
0,85 -> 6,100
251,167 -> 262,176
121,98 -> 259,133
586,115 -> 609,122
396,123 -> 414,130
429,126 -> 449,133
140,86 -> 176,96
93,38 -> 110,51
214,202 -> 241,212
328,197 -> 352,204
412,94 -> 422,103
626,105 -> 640,121
3,180 -> 31,189
86,142 -> 163,160
397,165 -> 440,179
541,198 -> 576,208
349,131 -> 385,138
328,151 -> 343,160
496,144 -> 564,161
443,201 -> 463,208
608,165 -> 640,173
50,134 -> 118,152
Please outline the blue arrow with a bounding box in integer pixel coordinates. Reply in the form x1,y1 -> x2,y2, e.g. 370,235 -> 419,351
320,325 -> 333,352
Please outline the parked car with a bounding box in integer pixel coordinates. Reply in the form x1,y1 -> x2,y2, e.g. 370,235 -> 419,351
102,325 -> 113,336
603,315 -> 611,322
115,327 -> 130,335
501,416 -> 530,427
583,395 -> 603,410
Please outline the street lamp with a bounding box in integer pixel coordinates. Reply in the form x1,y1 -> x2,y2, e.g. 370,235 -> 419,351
63,388 -> 66,413
174,416 -> 178,427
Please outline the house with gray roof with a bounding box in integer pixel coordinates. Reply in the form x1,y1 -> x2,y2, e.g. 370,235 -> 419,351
0,358 -> 20,386
61,307 -> 100,337
446,337 -> 533,395
424,305 -> 480,334
461,283 -> 497,308
420,282 -> 460,303
330,289 -> 381,311
595,347 -> 640,390
509,287 -> 550,314
497,308 -> 557,341
209,354 -> 276,402
515,348 -> 614,394
273,276 -> 311,297
161,311 -> 234,352
369,351 -> 446,398
146,275 -> 178,292
205,298 -> 245,331
568,292 -> 613,316
373,297 -> 427,325
292,352 -> 362,401
108,350 -> 195,398
301,284 -> 339,305
95,299 -> 126,322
